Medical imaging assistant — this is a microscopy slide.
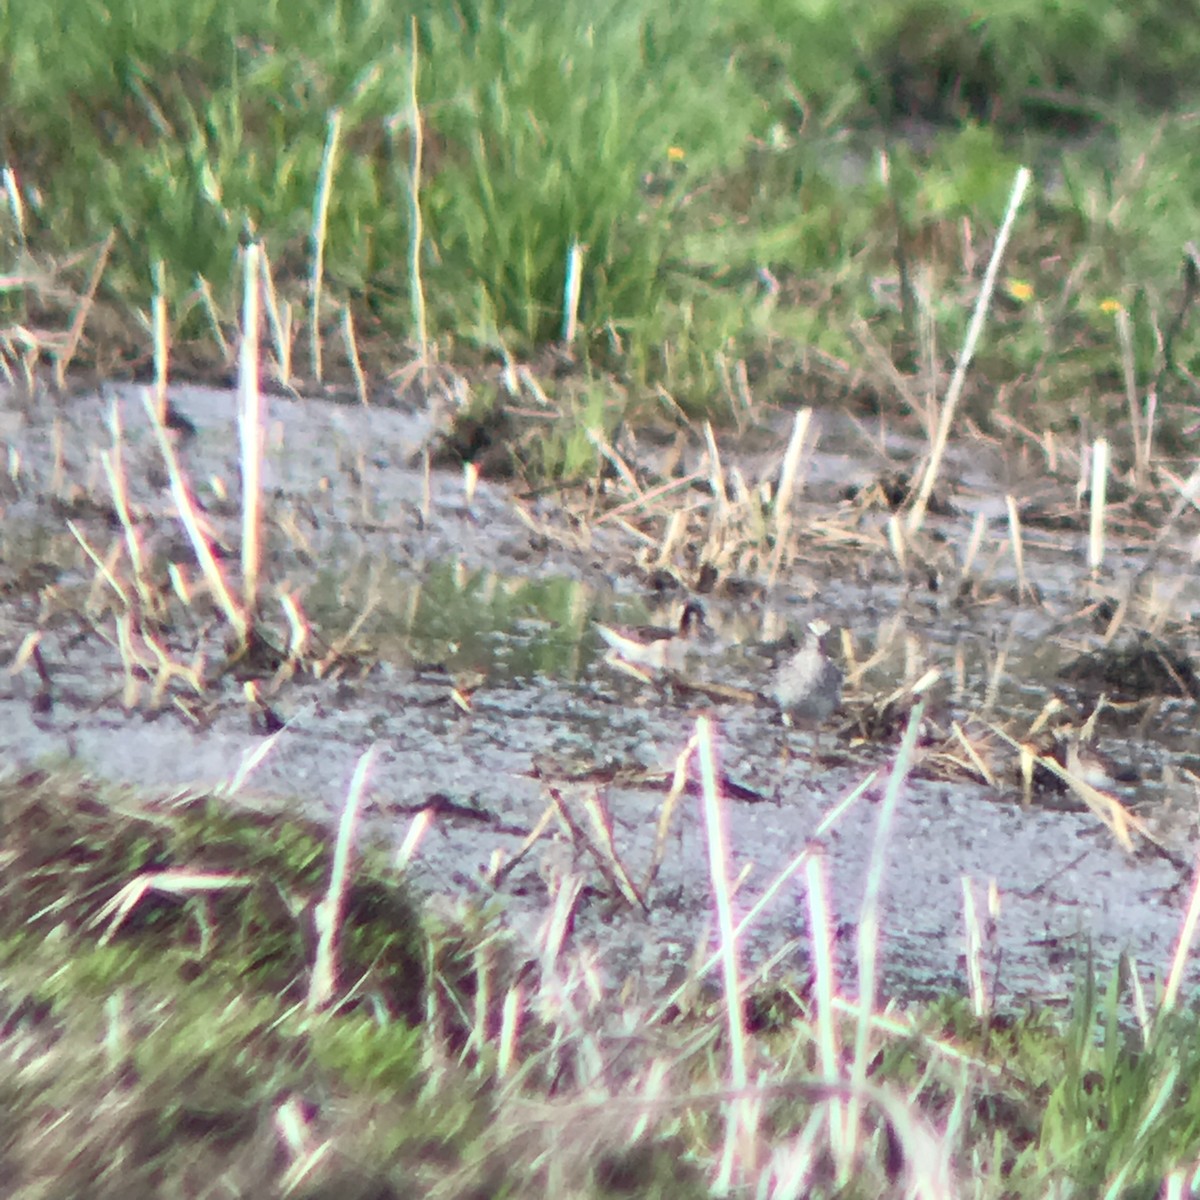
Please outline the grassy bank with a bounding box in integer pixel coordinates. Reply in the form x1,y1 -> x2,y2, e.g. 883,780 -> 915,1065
5,768 -> 1200,1198
3,0 -> 1200,439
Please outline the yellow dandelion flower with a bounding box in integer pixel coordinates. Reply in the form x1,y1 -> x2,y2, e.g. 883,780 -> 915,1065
667,146 -> 686,162
1098,298 -> 1122,315
1007,279 -> 1034,302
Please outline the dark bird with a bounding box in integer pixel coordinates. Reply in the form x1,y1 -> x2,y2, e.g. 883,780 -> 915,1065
594,601 -> 708,676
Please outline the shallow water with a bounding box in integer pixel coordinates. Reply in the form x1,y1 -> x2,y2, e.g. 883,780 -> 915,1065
2,381 -> 1199,1005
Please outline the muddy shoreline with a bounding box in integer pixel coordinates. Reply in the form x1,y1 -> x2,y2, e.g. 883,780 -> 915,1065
3,382 -> 1198,1002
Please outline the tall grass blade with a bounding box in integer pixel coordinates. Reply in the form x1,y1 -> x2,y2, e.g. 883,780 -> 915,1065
908,165 -> 1031,534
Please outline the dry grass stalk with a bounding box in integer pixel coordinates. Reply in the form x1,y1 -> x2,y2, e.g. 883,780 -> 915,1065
55,230 -> 114,387
220,711 -> 290,795
194,273 -> 230,359
886,512 -> 907,573
768,407 -> 812,585
812,770 -> 883,840
997,724 -> 1147,852
309,107 -> 343,382
315,584 -> 381,678
980,636 -> 1010,718
873,666 -> 939,717
959,510 -> 987,580
394,806 -> 436,872
2,164 -> 26,246
701,420 -> 730,565
804,845 -> 850,1160
1158,855 -> 1200,1019
538,867 -> 583,978
276,1095 -> 334,1192
1088,436 -> 1108,573
482,796 -> 561,892
150,261 -> 169,416
258,244 -> 292,385
273,589 -> 310,687
695,715 -> 757,1187
1115,306 -> 1143,480
1,322 -> 50,391
1024,694 -> 1065,740
595,471 -> 703,527
1128,956 -> 1152,1046
588,426 -> 642,497
907,165 -> 1031,534
143,389 -> 248,638
562,237 -> 584,344
463,458 -> 480,505
1004,494 -> 1029,600
644,730 -> 697,898
578,789 -> 646,910
961,877 -> 989,1017
309,743 -> 377,1010
50,414 -> 65,493
68,517 -> 128,607
7,629 -> 42,680
845,698 -> 926,1177
950,720 -> 997,787
102,399 -> 161,618
497,981 -> 523,1079
406,15 -> 428,367
650,821 -> 858,1025
538,780 -> 637,905
238,242 -> 265,637
341,305 -> 369,405
92,868 -> 252,947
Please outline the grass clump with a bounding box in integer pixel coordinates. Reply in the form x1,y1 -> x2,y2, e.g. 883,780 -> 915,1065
0,768 -> 719,1198
0,0 -> 757,366
6,0 -> 1200,467
0,768 -> 426,1013
5,765 -> 1200,1196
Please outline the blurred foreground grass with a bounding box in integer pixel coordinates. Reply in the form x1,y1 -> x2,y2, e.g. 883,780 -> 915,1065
4,768 -> 1200,1198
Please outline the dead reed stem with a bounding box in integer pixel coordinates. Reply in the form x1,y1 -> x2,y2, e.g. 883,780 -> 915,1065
908,166 -> 1031,534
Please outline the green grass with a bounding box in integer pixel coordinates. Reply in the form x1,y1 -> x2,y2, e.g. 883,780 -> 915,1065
0,0 -> 759,361
4,770 -> 1200,1197
5,0 -> 1200,450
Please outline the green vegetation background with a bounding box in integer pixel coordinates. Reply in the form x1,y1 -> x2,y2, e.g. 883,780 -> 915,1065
4,0 -> 1200,436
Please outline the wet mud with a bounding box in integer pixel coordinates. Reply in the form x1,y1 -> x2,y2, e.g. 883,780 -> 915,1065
2,382 -> 1200,1004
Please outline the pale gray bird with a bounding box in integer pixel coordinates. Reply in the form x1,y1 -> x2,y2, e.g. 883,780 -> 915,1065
772,619 -> 843,756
